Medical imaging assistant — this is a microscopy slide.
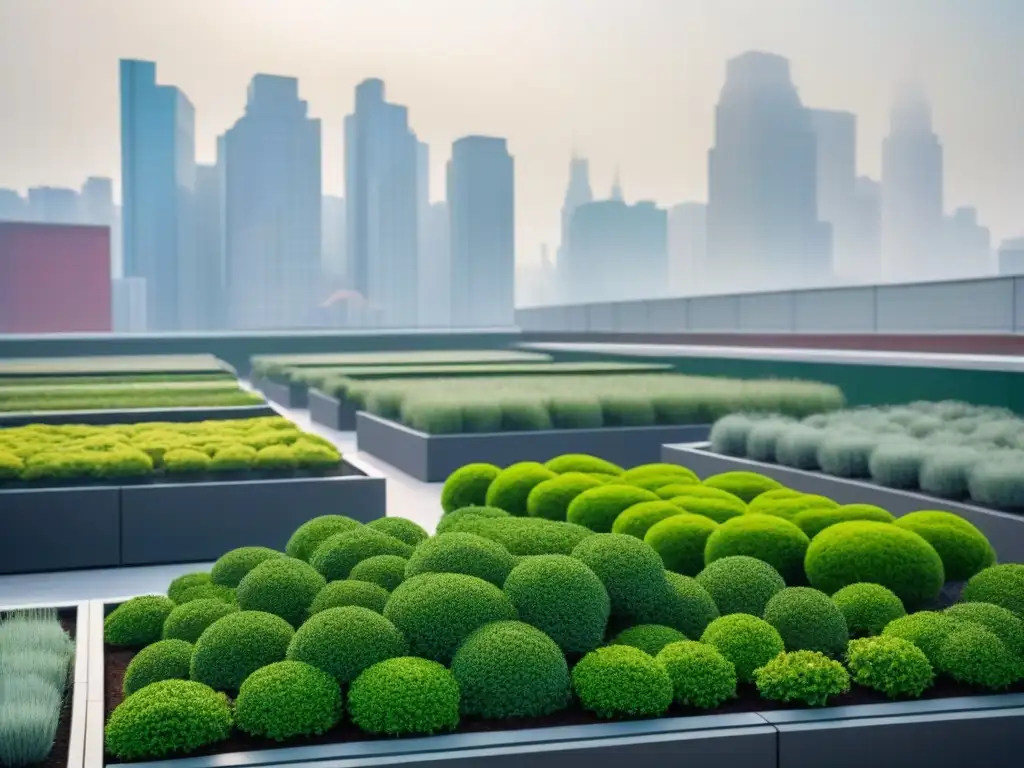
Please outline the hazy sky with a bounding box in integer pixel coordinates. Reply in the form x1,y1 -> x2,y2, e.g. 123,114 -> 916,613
1,0 -> 1022,265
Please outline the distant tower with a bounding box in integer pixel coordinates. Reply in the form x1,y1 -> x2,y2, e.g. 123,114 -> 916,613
557,153 -> 593,301
610,168 -> 624,202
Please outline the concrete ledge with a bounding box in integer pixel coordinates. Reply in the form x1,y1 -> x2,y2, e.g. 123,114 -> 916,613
308,388 -> 358,431
0,403 -> 276,427
357,412 -> 712,482
259,378 -> 307,409
661,442 -> 1024,563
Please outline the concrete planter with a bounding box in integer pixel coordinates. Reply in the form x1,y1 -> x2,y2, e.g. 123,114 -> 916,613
308,387 -> 358,431
662,442 -> 1024,563
0,404 -> 275,428
356,412 -> 712,482
259,378 -> 307,409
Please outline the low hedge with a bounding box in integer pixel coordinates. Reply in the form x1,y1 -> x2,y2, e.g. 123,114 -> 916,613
0,383 -> 263,413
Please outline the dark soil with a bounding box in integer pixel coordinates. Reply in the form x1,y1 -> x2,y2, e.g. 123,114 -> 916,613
22,609 -> 77,768
103,640 -> 1024,764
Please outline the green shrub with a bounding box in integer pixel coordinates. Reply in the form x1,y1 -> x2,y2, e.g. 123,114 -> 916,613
696,556 -> 785,617
894,511 -> 996,582
611,624 -> 686,656
484,462 -> 557,516
166,571 -> 235,606
210,546 -> 284,588
545,454 -> 623,475
442,514 -> 594,556
944,602 -> 1024,659
611,501 -> 685,539
753,650 -> 850,706
286,605 -> 408,684
646,571 -> 721,639
566,485 -> 661,533
502,554 -> 610,654
0,448 -> 24,479
700,613 -> 785,683
845,635 -> 934,698
882,611 -> 960,665
435,505 -> 510,534
935,624 -> 1022,689
348,657 -> 460,736
104,595 -> 176,647
763,587 -> 849,656
775,426 -> 826,470
804,521 -> 945,608
404,532 -> 516,587
620,463 -> 699,485
285,515 -> 362,561
167,571 -> 214,604
644,514 -> 719,576
570,533 -> 667,620
710,414 -> 758,456
310,528 -> 414,581
571,645 -> 673,718
919,447 -> 984,499
348,555 -> 409,592
704,514 -> 810,584
668,494 -> 747,523
792,503 -> 895,539
868,441 -> 929,489
441,463 -> 501,513
747,494 -> 838,520
961,564 -> 1024,617
163,447 -> 210,474
122,639 -> 193,695
597,394 -> 655,427
253,444 -> 298,471
383,572 -> 517,663
233,660 -> 341,741
831,583 -> 906,637
451,621 -> 571,719
627,473 -> 698,492
162,599 -> 238,644
209,444 -> 257,472
656,640 -> 737,709
308,579 -> 390,615
702,471 -> 783,503
526,472 -> 604,521
745,488 -> 805,506
548,395 -> 605,428
817,433 -> 879,478
653,481 -> 703,499
104,680 -> 232,760
746,419 -> 797,463
365,517 -> 429,547
291,440 -> 342,470
236,557 -> 326,627
189,610 -> 294,692
968,455 -> 1024,510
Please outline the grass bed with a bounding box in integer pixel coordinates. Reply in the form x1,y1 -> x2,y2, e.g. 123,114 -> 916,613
0,388 -> 265,414
0,355 -> 233,377
0,373 -> 236,388
251,350 -> 551,381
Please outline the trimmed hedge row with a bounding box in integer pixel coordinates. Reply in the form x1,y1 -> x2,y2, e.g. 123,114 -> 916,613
250,350 -> 551,382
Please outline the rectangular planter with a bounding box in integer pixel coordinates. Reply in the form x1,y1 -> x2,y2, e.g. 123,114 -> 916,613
661,442 -> 1024,563
259,378 -> 307,409
0,487 -> 121,575
356,412 -> 712,482
0,404 -> 275,428
308,387 -> 358,431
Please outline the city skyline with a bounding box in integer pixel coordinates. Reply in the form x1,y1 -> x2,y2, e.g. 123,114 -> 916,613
1,0 -> 1022,268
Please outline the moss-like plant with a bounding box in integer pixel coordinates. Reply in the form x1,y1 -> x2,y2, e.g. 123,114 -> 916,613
285,515 -> 362,561
792,504 -> 895,539
960,564 -> 1024,617
817,433 -> 879,478
544,454 -> 623,475
668,492 -> 748,523
944,602 -> 1024,659
610,500 -> 685,540
122,639 -> 193,695
235,557 -> 326,627
404,532 -> 516,587
935,624 -> 1022,690
656,640 -> 737,709
845,635 -> 935,698
709,415 -> 758,456
484,461 -> 557,516
882,611 -> 960,666
527,472 -> 605,521
571,645 -> 673,719
366,517 -> 429,547
611,624 -> 686,656
570,533 -> 667,620
695,556 -> 785,617
645,571 -> 721,639
644,514 -> 719,576
763,587 -> 849,657
701,471 -> 783,503
189,610 -> 294,692
747,493 -> 837,519
704,514 -> 810,584
286,605 -> 408,684
348,657 -> 461,736
309,528 -> 414,581
210,546 -> 285,588
308,579 -> 390,615
830,583 -> 906,637
440,463 -> 501,514
700,613 -> 785,683
104,595 -> 176,648
233,660 -> 342,741
753,650 -> 850,706
894,511 -> 996,582
162,599 -> 238,644
163,448 -> 210,474
348,555 -> 409,592
566,485 -> 661,533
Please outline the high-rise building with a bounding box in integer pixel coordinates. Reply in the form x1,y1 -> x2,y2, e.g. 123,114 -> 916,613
0,189 -> 26,221
707,51 -> 831,291
810,109 -> 861,279
322,195 -> 346,280
942,207 -> 992,278
344,78 -> 419,327
120,59 -> 196,331
881,85 -> 944,282
668,203 -> 707,294
80,177 -> 119,278
223,75 -> 322,330
27,187 -> 82,223
850,176 -> 882,282
418,201 -> 451,327
112,277 -> 148,333
557,154 -> 593,301
186,163 -> 226,330
447,136 -> 515,327
997,238 -> 1024,275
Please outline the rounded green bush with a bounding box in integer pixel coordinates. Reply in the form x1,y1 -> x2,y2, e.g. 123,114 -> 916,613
348,657 -> 460,736
659,484 -> 740,503
704,514 -> 810,584
285,515 -> 363,561
944,602 -> 1024,659
287,605 -> 408,684
627,473 -> 698,492
484,462 -> 557,516
669,494 -> 748,523
167,571 -> 221,604
309,579 -> 390,615
695,556 -> 786,617
882,611 -> 960,665
210,547 -> 284,588
744,488 -> 805,507
123,639 -> 193,695
644,514 -> 719,575
961,564 -> 1024,617
189,610 -> 294,692
234,660 -> 342,741
775,425 -> 826,470
105,679 -> 232,760
611,501 -> 685,539
404,532 -> 516,587
702,471 -> 784,503
700,614 -> 785,683
656,640 -> 737,709
936,624 -> 1022,689
172,582 -> 236,606
527,472 -> 604,521
441,463 -> 501,514
366,517 -> 429,547
310,527 -> 414,581
236,557 -> 326,627
620,463 -> 699,485
763,587 -> 849,657
383,572 -> 517,663
611,624 -> 686,656
435,505 -> 510,535
545,454 -> 623,475
894,511 -> 996,582
710,414 -> 757,455
571,645 -> 673,718
254,444 -> 298,471
817,433 -> 879,478
792,504 -> 895,539
443,514 -> 595,556
804,521 -> 945,608
566,485 -> 661,533
502,554 -> 610,654
747,493 -> 838,520
754,650 -> 850,706
646,571 -> 721,639
746,419 -> 798,463
164,447 -> 211,474
570,533 -> 667,619
830,583 -> 906,637
845,635 -> 934,698
162,599 -> 238,644
451,620 -> 570,719
348,555 -> 409,592
105,595 -> 176,647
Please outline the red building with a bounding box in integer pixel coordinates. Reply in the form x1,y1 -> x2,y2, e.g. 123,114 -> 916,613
0,221 -> 112,333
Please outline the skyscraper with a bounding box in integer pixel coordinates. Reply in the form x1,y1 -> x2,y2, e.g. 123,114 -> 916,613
557,154 -> 593,301
707,51 -> 831,291
119,59 -> 196,331
668,203 -> 707,294
80,177 -> 118,278
222,75 -> 322,330
419,201 -> 451,327
344,78 -> 419,328
27,187 -> 81,223
810,109 -> 860,278
851,176 -> 882,282
321,195 -> 346,280
189,163 -> 225,330
998,238 -> 1024,275
943,207 -> 992,278
447,136 -> 515,328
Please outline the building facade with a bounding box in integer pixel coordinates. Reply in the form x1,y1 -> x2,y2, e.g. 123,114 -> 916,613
668,202 -> 707,294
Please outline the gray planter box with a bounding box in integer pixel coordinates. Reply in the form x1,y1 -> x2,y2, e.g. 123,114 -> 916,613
0,404 -> 275,428
0,487 -> 120,575
662,442 -> 1024,563
308,388 -> 358,431
356,412 -> 712,482
260,378 -> 307,409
